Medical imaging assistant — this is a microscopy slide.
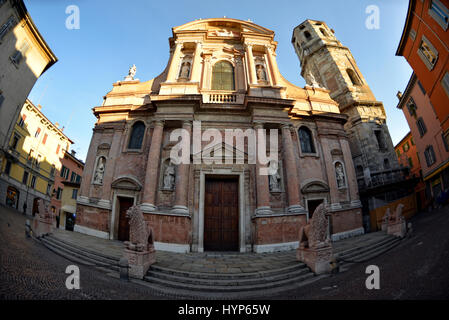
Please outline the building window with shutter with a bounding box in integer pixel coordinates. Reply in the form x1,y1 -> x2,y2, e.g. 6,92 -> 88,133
424,145 -> 436,167
0,16 -> 17,41
442,72 -> 449,98
211,61 -> 235,91
417,36 -> 438,70
417,117 -> 427,137
429,0 -> 449,30
10,41 -> 30,66
406,97 -> 418,117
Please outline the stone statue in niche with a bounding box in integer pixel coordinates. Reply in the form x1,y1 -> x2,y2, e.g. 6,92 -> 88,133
93,157 -> 106,185
335,162 -> 346,188
162,162 -> 175,190
179,61 -> 191,79
256,64 -> 267,82
269,166 -> 281,192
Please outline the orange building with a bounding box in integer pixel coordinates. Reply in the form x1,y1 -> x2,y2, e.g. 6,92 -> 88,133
396,0 -> 449,136
395,132 -> 428,210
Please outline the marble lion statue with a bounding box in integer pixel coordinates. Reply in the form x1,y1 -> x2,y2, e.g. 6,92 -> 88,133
299,203 -> 330,249
125,206 -> 154,252
390,203 -> 404,223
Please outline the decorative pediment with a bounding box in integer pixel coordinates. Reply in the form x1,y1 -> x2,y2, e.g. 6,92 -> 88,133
173,18 -> 274,37
111,176 -> 142,191
193,141 -> 249,163
301,180 -> 330,194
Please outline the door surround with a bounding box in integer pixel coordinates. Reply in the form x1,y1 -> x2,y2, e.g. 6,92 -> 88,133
198,168 -> 246,253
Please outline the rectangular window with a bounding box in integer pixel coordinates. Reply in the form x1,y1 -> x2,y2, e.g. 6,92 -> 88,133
417,80 -> 426,95
417,36 -> 438,70
18,114 -> 26,127
72,189 -> 78,200
34,128 -> 41,138
408,157 -> 414,168
30,176 -> 36,189
70,172 -> 77,182
11,134 -> 19,150
56,187 -> 62,200
442,72 -> 449,98
46,183 -> 52,195
403,141 -> 410,152
374,130 -> 386,150
0,92 -> 4,108
406,97 -> 418,117
4,160 -> 11,175
425,146 -> 437,167
443,131 -> 449,152
10,41 -> 30,66
396,149 -> 401,158
56,144 -> 60,155
0,16 -> 17,41
417,118 -> 427,137
42,133 -> 48,145
429,0 -> 449,30
22,171 -> 29,184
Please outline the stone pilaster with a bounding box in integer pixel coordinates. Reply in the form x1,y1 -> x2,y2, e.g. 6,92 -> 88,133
190,41 -> 202,82
166,41 -> 183,82
141,121 -> 164,212
321,137 -> 340,210
254,123 -> 272,215
340,138 -> 361,207
245,43 -> 257,85
172,121 -> 192,215
265,45 -> 280,86
281,124 -> 305,213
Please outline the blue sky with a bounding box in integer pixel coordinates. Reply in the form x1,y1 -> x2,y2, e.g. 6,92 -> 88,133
25,0 -> 412,161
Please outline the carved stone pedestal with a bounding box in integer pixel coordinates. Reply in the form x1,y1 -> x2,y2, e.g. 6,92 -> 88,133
297,245 -> 333,275
123,248 -> 156,279
32,216 -> 53,238
387,220 -> 406,238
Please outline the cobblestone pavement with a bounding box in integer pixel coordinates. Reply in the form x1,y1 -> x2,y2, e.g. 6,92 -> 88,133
269,205 -> 449,299
0,205 -> 170,300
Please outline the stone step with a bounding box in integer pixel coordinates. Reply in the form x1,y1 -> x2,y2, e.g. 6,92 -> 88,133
147,265 -> 310,287
46,235 -> 120,262
44,235 -> 120,266
40,237 -> 119,271
336,235 -> 398,261
144,270 -> 315,293
338,237 -> 402,269
149,261 -> 306,280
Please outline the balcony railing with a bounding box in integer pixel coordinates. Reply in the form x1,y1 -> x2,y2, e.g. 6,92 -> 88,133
357,167 -> 410,190
201,90 -> 244,105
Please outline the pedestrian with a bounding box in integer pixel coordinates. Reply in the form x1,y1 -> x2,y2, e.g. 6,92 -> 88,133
23,202 -> 27,215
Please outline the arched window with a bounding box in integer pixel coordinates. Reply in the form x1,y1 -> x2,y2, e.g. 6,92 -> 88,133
347,69 -> 361,86
211,60 -> 235,90
356,165 -> 364,177
304,31 -> 311,40
298,126 -> 316,154
128,121 -> 145,149
320,28 -> 328,37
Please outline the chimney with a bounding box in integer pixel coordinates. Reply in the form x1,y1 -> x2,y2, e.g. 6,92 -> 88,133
71,150 -> 76,156
396,91 -> 403,100
37,105 -> 42,111
54,122 -> 59,128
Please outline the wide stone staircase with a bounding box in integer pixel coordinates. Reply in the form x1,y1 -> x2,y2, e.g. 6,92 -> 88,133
38,230 -> 403,298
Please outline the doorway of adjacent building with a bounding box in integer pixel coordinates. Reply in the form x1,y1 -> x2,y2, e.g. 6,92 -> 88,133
204,177 -> 239,251
307,199 -> 324,219
117,197 -> 134,241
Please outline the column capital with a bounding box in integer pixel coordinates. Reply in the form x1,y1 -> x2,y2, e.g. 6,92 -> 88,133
181,120 -> 193,128
281,123 -> 292,131
152,120 -> 164,127
174,40 -> 184,45
253,122 -> 265,129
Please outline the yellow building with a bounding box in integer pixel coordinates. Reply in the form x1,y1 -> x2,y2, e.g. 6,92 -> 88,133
0,99 -> 72,216
0,0 -> 57,159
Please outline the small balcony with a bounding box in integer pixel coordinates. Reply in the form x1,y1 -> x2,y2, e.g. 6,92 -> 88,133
357,167 -> 410,191
201,90 -> 244,105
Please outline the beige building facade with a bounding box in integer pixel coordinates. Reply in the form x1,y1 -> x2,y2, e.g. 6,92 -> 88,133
77,18 -> 363,253
0,0 -> 57,173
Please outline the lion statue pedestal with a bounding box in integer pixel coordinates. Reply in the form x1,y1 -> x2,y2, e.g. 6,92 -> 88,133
296,204 -> 333,275
122,206 -> 156,279
387,204 -> 406,238
32,199 -> 54,238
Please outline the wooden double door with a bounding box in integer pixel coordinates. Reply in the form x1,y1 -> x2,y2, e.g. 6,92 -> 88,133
204,177 -> 239,251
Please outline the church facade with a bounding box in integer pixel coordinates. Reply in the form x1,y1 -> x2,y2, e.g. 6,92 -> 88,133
76,18 -> 363,253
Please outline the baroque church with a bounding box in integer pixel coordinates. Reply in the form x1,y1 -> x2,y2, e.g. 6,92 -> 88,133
76,18 -> 374,253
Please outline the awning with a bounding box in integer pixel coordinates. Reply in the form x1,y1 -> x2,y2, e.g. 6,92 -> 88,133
423,160 -> 449,182
61,205 -> 76,214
